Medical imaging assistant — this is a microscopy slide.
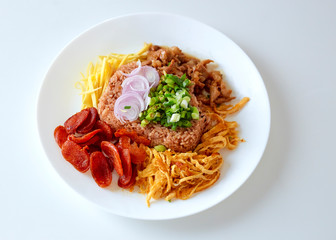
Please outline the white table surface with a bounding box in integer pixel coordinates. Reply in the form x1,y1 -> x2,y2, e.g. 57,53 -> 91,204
1,0 -> 335,239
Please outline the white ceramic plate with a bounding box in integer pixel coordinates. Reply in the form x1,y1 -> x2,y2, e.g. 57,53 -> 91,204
37,13 -> 270,220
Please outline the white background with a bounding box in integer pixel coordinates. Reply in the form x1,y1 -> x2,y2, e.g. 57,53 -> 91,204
1,0 -> 335,239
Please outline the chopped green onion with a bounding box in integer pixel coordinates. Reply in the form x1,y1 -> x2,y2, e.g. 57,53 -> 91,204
183,96 -> 191,103
165,78 -> 175,85
157,84 -> 163,91
124,106 -> 131,109
139,73 -> 198,130
176,90 -> 184,96
170,113 -> 180,123
181,99 -> 188,109
191,112 -> 199,120
154,145 -> 166,152
191,106 -> 199,114
191,107 -> 199,119
170,104 -> 179,113
186,112 -> 191,120
141,119 -> 149,127
183,79 -> 190,87
149,97 -> 156,106
182,120 -> 192,127
146,112 -> 155,121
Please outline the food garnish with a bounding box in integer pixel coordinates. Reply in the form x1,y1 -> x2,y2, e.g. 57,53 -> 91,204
154,145 -> 166,152
114,92 -> 145,123
139,74 -> 198,130
114,61 -> 159,123
121,60 -> 160,88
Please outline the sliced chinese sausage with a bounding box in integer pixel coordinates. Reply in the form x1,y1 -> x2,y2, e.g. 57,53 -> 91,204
64,108 -> 90,134
129,142 -> 147,164
90,151 -> 112,188
118,164 -> 136,189
68,129 -> 102,144
118,149 -> 132,186
101,141 -> 124,176
54,125 -> 68,148
114,129 -> 151,146
78,135 -> 101,148
61,140 -> 90,173
114,129 -> 137,139
94,120 -> 113,141
86,144 -> 101,154
105,155 -> 114,172
117,136 -> 131,152
77,107 -> 98,134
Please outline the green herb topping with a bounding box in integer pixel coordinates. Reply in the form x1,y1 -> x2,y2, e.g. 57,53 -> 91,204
139,74 -> 199,130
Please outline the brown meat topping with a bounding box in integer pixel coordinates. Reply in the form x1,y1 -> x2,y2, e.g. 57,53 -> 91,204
144,45 -> 234,109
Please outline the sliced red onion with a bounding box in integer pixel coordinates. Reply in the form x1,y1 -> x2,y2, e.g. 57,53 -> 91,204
115,61 -> 160,123
139,66 -> 160,88
144,92 -> 151,109
121,60 -> 142,77
114,92 -> 145,123
121,75 -> 150,97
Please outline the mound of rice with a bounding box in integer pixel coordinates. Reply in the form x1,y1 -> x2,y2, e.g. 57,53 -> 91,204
98,62 -> 207,152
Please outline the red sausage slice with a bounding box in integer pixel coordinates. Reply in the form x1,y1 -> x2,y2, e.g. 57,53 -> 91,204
118,149 -> 132,186
94,120 -> 113,141
77,107 -> 98,134
54,125 -> 68,148
101,141 -> 124,176
117,136 -> 131,153
114,129 -> 137,138
114,129 -> 151,146
78,135 -> 101,148
118,164 -> 136,189
90,151 -> 112,188
61,140 -> 90,173
68,129 -> 102,144
64,109 -> 90,134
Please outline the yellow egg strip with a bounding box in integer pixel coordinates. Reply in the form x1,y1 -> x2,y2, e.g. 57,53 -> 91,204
76,43 -> 152,109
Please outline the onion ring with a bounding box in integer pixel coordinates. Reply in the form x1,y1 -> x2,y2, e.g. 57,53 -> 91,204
114,92 -> 145,123
121,60 -> 142,77
139,66 -> 160,88
121,75 -> 150,97
115,61 -> 160,123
